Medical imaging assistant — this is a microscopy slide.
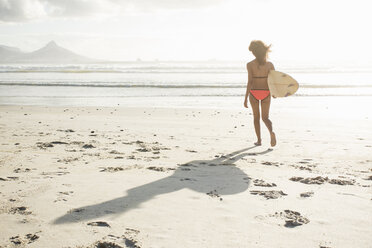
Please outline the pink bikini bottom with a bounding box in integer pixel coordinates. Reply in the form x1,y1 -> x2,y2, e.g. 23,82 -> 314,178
250,90 -> 270,100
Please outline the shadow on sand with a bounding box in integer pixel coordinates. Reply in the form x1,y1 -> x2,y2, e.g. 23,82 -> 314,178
53,146 -> 272,224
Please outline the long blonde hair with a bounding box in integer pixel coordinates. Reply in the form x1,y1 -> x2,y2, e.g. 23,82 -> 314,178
249,40 -> 271,65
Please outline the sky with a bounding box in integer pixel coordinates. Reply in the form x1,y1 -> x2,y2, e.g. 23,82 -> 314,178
0,0 -> 371,65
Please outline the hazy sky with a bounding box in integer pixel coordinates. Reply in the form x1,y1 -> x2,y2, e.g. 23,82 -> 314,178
0,0 -> 371,64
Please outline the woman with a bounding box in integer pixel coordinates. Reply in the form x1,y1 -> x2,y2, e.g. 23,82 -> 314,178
244,40 -> 276,147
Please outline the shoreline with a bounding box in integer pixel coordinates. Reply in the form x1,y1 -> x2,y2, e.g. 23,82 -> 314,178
1,95 -> 372,109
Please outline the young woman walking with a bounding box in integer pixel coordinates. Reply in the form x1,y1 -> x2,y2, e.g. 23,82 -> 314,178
244,40 -> 276,147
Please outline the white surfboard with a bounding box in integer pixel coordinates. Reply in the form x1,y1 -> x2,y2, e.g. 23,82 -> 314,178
268,70 -> 299,98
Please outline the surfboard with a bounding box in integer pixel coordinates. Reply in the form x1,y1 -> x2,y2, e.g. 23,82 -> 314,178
268,70 -> 299,98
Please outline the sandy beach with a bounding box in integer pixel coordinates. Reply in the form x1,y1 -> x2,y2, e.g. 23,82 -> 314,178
0,96 -> 371,248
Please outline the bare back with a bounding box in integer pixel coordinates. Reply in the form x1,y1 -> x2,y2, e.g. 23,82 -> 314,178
247,60 -> 275,90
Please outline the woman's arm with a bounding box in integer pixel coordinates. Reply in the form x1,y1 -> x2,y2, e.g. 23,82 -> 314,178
268,62 -> 276,98
269,62 -> 275,71
244,63 -> 253,108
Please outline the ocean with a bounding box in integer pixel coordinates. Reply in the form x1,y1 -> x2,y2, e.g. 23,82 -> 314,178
0,61 -> 371,108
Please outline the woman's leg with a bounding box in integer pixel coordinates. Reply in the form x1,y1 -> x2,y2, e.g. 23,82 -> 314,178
249,94 -> 261,145
261,96 -> 276,146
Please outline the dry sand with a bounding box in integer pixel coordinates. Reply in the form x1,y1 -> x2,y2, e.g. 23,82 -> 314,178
0,96 -> 371,248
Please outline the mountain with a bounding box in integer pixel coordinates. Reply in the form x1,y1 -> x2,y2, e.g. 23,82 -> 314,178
0,41 -> 96,63
0,45 -> 25,61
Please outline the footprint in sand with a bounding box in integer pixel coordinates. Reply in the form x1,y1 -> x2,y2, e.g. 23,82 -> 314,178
57,157 -> 79,163
270,210 -> 310,227
250,190 -> 287,200
13,168 -> 31,173
57,129 -> 75,133
186,149 -> 197,153
36,142 -> 54,149
100,167 -> 125,172
82,144 -> 95,149
86,228 -> 141,248
261,161 -> 279,167
290,176 -> 355,185
147,166 -> 175,172
55,191 -> 74,202
206,190 -> 223,201
100,165 -> 143,173
363,175 -> 372,181
87,221 -> 110,227
300,191 -> 314,198
290,164 -> 315,171
9,206 -> 32,215
290,176 -> 327,184
253,179 -> 277,187
109,150 -> 123,155
180,178 -> 196,182
10,233 -> 40,246
40,171 -> 70,178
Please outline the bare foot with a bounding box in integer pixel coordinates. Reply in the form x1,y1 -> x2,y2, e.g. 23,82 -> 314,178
270,132 -> 276,147
254,140 -> 262,146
